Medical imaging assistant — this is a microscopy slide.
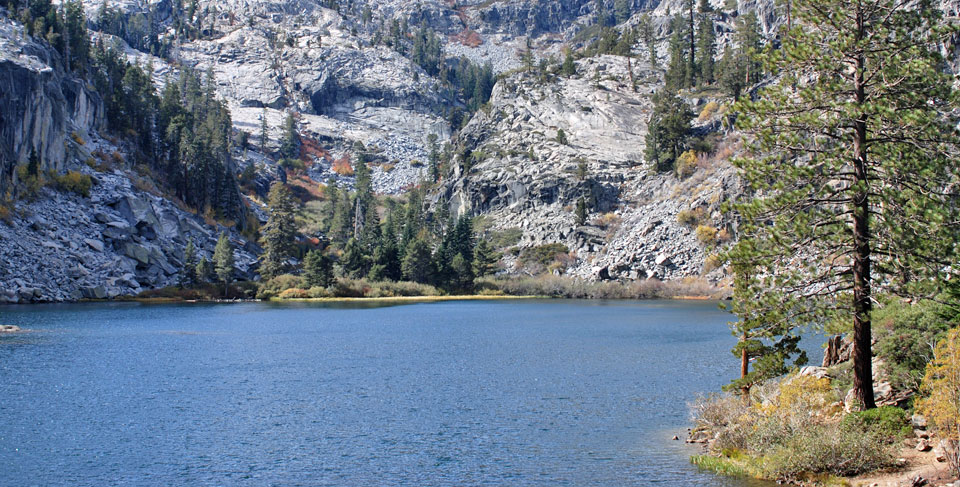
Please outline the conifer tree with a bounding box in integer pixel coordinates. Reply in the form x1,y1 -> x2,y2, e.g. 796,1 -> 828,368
259,107 -> 269,154
180,240 -> 197,287
696,12 -> 716,85
644,90 -> 694,172
401,232 -> 433,284
575,197 -> 588,225
472,239 -> 500,278
303,249 -> 334,288
259,182 -> 298,279
727,0 -> 960,410
279,111 -> 299,161
213,232 -> 234,296
561,49 -> 576,76
196,256 -> 211,283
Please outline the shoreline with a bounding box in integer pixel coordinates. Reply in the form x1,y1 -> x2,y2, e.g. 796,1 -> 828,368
0,294 -> 725,306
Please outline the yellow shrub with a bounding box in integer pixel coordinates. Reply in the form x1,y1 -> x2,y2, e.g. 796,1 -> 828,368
278,288 -> 309,299
70,132 -> 85,145
918,327 -> 960,473
698,101 -> 720,121
676,150 -> 698,179
53,171 -> 93,197
703,254 -> 721,273
754,375 -> 839,420
677,207 -> 705,226
696,225 -> 718,244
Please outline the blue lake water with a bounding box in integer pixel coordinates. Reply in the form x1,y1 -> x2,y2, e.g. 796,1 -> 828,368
0,299 -> 784,486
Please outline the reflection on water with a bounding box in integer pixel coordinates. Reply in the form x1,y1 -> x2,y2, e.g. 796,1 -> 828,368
0,300 -> 787,486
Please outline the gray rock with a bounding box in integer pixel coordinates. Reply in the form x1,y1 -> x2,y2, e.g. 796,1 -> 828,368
84,238 -> 104,251
81,285 -> 107,299
122,243 -> 150,266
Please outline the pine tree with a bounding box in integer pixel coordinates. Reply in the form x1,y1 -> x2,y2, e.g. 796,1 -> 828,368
644,90 -> 693,172
196,256 -> 211,283
665,14 -> 689,91
696,13 -> 716,85
259,107 -> 269,154
638,14 -> 657,68
26,148 -> 40,177
279,111 -> 299,161
213,232 -> 234,296
727,0 -> 960,410
561,49 -> 576,76
303,249 -> 334,288
575,197 -> 588,225
401,233 -> 433,284
472,239 -> 500,278
340,237 -> 369,278
180,240 -> 197,287
259,182 -> 298,279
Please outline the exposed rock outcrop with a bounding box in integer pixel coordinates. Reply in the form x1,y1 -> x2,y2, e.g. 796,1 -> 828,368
0,16 -> 103,197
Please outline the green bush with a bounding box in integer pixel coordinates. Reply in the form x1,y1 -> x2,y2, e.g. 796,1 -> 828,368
761,422 -> 896,479
520,243 -> 569,267
307,286 -> 331,298
691,376 -> 899,482
840,406 -> 912,442
874,298 -> 953,391
257,274 -> 305,298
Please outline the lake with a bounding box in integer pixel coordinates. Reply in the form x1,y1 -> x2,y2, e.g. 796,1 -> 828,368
0,299 -> 783,486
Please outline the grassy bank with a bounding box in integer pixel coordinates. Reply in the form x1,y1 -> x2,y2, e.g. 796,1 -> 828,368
127,274 -> 725,304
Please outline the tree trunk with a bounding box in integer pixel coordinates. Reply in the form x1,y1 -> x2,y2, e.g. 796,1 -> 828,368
740,332 -> 750,403
689,0 -> 696,85
851,7 -> 876,410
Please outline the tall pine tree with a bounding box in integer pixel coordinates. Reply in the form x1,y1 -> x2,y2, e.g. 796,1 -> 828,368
727,0 -> 960,410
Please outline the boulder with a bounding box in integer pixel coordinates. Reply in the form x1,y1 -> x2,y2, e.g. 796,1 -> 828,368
112,195 -> 160,229
798,366 -> 830,379
84,238 -> 104,252
655,254 -> 672,266
81,286 -> 107,299
916,438 -> 932,451
122,243 -> 150,266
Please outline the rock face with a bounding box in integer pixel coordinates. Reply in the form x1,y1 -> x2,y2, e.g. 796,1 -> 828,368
438,54 -> 736,281
0,168 -> 259,304
0,16 -> 103,197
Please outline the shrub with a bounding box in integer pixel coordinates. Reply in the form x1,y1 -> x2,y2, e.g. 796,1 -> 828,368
330,278 -> 369,297
840,406 -> 912,442
677,207 -> 705,226
698,101 -> 721,121
696,225 -> 718,244
52,171 -> 93,197
70,132 -> 85,145
332,157 -> 354,176
307,286 -> 332,298
874,299 -> 952,391
487,227 -> 523,249
691,374 -> 899,481
703,254 -> 721,273
761,422 -> 896,479
519,243 -> 570,269
409,159 -> 424,167
918,327 -> 960,474
278,288 -> 309,299
675,150 -> 698,178
257,274 -> 304,299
